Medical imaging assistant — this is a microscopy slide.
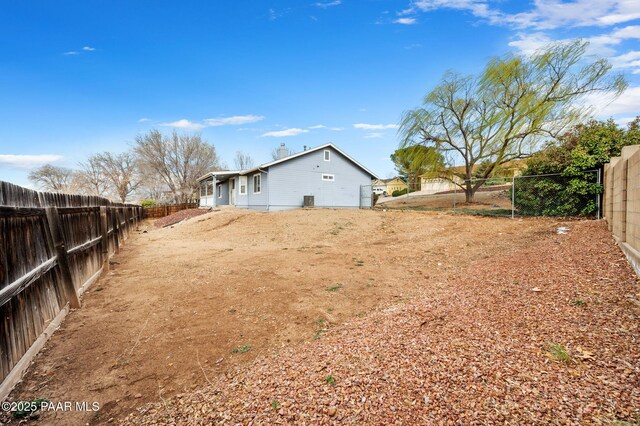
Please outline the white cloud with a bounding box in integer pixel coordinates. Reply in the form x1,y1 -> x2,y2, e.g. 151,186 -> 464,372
307,124 -> 344,131
159,115 -> 264,130
508,32 -> 554,56
611,25 -> 640,39
364,132 -> 385,139
204,115 -> 264,126
394,17 -> 417,25
508,32 -> 620,57
610,51 -> 640,69
583,86 -> 640,116
0,154 -> 64,169
261,128 -> 309,137
354,123 -> 399,130
138,118 -> 152,123
615,116 -> 638,126
159,119 -> 206,130
64,46 -> 97,56
403,0 -> 640,31
315,0 -> 341,8
509,24 -> 640,73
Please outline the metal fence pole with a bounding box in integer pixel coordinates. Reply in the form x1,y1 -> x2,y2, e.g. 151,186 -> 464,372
453,184 -> 457,213
596,169 -> 602,220
511,176 -> 515,219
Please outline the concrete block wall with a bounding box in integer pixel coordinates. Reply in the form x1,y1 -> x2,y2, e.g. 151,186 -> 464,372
611,155 -> 628,240
604,144 -> 640,276
626,148 -> 640,251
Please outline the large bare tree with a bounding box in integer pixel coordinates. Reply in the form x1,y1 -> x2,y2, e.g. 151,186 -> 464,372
233,151 -> 254,170
399,40 -> 626,202
134,130 -> 221,203
76,156 -> 111,197
93,151 -> 141,203
28,164 -> 75,192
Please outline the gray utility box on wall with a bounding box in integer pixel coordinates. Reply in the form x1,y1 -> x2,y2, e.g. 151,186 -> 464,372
303,195 -> 314,208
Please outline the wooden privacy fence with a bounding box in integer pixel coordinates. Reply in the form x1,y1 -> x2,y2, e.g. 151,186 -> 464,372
142,202 -> 198,219
0,181 -> 142,399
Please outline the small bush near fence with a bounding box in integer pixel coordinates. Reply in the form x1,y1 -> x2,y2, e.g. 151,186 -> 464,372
392,188 -> 416,197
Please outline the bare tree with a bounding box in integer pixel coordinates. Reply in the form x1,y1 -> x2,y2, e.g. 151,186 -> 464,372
134,130 -> 221,203
93,151 -> 141,203
233,151 -> 254,170
28,164 -> 74,192
137,163 -> 172,203
76,156 -> 111,197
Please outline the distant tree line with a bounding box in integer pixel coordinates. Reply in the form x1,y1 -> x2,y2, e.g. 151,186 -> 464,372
27,130 -> 255,204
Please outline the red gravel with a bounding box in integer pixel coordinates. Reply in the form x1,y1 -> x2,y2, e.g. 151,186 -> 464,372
124,220 -> 640,425
153,208 -> 211,228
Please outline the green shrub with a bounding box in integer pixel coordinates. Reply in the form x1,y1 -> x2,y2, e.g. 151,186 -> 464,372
140,200 -> 157,207
515,118 -> 638,217
392,188 -> 407,197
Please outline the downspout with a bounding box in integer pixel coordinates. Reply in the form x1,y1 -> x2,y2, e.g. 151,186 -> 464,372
258,168 -> 269,211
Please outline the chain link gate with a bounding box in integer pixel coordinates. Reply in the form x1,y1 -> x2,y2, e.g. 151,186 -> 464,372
360,185 -> 373,208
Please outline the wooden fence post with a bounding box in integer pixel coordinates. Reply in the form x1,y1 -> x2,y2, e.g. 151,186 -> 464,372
124,207 -> 129,238
45,207 -> 81,309
100,206 -> 110,271
111,207 -> 120,253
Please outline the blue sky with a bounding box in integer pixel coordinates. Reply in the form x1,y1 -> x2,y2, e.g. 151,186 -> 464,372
1,0 -> 639,187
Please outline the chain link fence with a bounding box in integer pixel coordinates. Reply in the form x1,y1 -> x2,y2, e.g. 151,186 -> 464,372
370,170 -> 602,218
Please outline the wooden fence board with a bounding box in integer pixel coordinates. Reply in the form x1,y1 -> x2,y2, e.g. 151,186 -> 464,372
0,181 -> 142,399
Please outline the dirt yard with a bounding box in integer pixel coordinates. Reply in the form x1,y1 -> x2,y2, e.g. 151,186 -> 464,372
3,208 -> 563,424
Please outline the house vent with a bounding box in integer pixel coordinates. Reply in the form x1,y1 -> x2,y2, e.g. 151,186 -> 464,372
303,195 -> 314,208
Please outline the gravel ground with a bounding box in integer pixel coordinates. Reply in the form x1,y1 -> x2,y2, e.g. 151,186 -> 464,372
123,220 -> 640,425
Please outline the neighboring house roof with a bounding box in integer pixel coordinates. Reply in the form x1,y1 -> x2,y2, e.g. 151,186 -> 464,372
198,143 -> 379,181
382,177 -> 405,184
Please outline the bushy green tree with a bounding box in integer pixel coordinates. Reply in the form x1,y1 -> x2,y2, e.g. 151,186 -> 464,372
515,118 -> 638,216
390,145 -> 443,189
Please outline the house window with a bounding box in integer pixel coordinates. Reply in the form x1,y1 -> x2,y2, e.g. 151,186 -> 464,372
199,180 -> 206,197
217,184 -> 222,198
324,150 -> 331,161
206,179 -> 213,196
253,174 -> 261,194
322,174 -> 335,181
239,176 -> 247,195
